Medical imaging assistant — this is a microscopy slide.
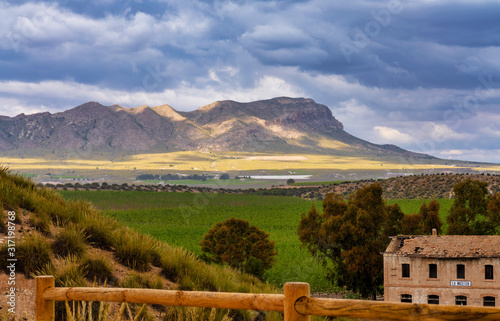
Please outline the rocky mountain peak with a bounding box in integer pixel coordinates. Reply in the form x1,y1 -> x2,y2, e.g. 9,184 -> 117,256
0,97 -> 432,159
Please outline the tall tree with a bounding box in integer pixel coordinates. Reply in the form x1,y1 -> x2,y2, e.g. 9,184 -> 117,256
399,200 -> 442,236
401,213 -> 425,235
420,200 -> 443,234
298,183 -> 403,299
447,179 -> 495,235
488,192 -> 500,228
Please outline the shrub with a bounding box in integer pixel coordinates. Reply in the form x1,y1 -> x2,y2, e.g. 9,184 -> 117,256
0,212 -> 6,233
200,218 -> 277,278
17,233 -> 52,276
80,255 -> 114,284
29,211 -> 52,235
120,272 -> 163,290
55,256 -> 87,287
113,229 -> 155,272
79,215 -> 117,250
52,226 -> 87,258
0,244 -> 9,272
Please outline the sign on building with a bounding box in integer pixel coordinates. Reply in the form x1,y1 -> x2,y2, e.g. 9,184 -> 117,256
450,280 -> 471,287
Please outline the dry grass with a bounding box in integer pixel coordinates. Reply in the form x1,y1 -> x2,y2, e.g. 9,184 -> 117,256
0,151 -> 484,173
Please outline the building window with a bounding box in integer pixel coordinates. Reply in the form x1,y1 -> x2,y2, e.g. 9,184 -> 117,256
402,263 -> 410,278
485,265 -> 494,280
428,295 -> 439,305
429,264 -> 437,278
401,294 -> 412,303
483,296 -> 495,307
455,295 -> 467,306
457,264 -> 465,279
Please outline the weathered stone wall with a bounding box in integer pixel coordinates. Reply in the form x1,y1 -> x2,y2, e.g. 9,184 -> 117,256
384,253 -> 500,306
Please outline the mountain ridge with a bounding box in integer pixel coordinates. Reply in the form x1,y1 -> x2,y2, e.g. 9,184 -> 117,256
0,97 -> 434,159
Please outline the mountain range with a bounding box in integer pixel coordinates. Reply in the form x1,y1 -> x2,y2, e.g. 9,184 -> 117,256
0,97 -> 434,159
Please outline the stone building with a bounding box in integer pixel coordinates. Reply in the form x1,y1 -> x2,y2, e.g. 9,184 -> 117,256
384,232 -> 500,307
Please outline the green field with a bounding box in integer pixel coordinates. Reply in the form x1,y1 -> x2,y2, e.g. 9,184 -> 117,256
141,178 -> 279,186
59,190 -> 453,293
289,180 -> 348,186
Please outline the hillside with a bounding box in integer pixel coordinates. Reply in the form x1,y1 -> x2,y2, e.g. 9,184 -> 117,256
270,174 -> 500,200
0,97 -> 434,159
0,167 -> 279,320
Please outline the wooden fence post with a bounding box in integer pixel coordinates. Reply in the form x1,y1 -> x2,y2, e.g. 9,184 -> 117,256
36,276 -> 55,321
284,282 -> 310,321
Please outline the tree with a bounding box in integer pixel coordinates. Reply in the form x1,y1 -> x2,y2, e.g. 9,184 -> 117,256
401,213 -> 425,235
400,200 -> 442,235
219,173 -> 230,180
420,200 -> 442,235
487,193 -> 500,229
286,178 -> 295,185
447,179 -> 495,235
297,183 -> 403,299
200,218 -> 277,278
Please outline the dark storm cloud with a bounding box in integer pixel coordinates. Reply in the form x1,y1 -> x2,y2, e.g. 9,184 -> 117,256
0,0 -> 499,161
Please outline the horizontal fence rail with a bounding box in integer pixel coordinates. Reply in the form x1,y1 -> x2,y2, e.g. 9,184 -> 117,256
295,297 -> 500,321
36,276 -> 500,321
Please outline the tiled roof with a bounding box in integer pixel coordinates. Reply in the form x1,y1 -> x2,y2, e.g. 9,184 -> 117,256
385,235 -> 500,258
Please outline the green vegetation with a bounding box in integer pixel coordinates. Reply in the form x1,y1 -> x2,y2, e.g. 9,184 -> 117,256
298,183 -> 404,299
17,233 -> 53,276
52,226 -> 87,258
113,229 -> 158,272
200,218 -> 277,278
387,199 -> 453,232
0,166 -> 282,320
290,180 -> 347,186
447,178 -> 500,235
60,190 -> 332,291
163,178 -> 267,185
20,173 -> 38,178
59,189 -> 455,293
50,175 -> 88,179
80,254 -> 115,284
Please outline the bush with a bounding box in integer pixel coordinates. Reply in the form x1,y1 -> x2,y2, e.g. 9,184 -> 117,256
79,215 -> 117,250
52,226 -> 87,257
113,229 -> 156,272
120,272 -> 163,290
0,212 -> 6,233
29,211 -> 52,235
55,256 -> 87,287
0,244 -> 9,271
80,255 -> 114,284
200,218 -> 277,278
17,233 -> 52,276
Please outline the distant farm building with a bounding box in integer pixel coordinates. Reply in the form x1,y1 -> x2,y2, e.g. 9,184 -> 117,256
384,232 -> 500,307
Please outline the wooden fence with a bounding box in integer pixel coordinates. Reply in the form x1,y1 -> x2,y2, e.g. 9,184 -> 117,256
36,276 -> 500,321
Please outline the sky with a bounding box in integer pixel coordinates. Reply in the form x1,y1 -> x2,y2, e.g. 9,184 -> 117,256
0,0 -> 500,163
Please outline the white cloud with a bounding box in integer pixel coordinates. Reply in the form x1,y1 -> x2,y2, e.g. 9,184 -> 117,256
373,126 -> 415,145
427,123 -> 472,142
0,76 -> 304,115
440,150 -> 463,156
0,2 -> 211,61
435,149 -> 500,163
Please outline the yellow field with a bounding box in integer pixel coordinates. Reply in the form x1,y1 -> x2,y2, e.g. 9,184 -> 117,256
0,151 -> 493,173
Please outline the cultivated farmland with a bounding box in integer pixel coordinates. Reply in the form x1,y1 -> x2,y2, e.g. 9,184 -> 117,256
60,190 -> 453,293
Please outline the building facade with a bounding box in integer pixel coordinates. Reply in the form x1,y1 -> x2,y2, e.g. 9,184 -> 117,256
384,233 -> 500,307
